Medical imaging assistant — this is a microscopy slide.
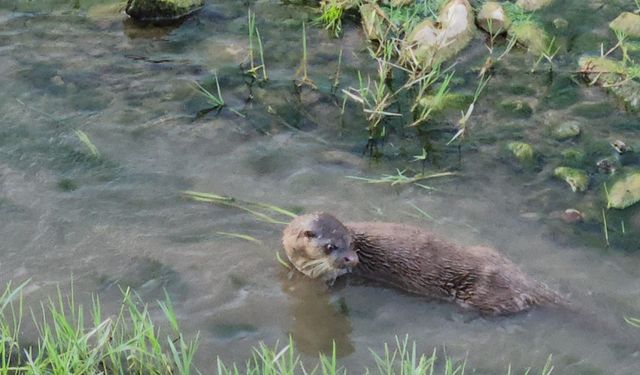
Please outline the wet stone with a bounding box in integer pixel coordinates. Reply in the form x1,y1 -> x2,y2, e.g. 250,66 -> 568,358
516,0 -> 554,11
554,167 -> 589,192
561,208 -> 584,224
553,18 -> 568,29
596,157 -> 618,175
507,20 -> 549,56
477,1 -> 510,34
611,140 -> 629,154
609,12 -> 640,38
125,0 -> 204,22
499,99 -> 533,118
506,141 -> 534,164
608,172 -> 640,209
553,121 -> 581,140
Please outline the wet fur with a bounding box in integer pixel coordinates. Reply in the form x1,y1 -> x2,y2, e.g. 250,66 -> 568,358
283,213 -> 565,315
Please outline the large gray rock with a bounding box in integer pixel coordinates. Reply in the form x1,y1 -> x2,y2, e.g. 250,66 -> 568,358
125,0 -> 204,22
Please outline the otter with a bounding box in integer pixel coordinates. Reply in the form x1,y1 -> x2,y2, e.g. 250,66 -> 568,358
282,212 -> 565,315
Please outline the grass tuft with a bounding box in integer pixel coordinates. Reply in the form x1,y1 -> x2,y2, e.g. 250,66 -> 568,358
0,281 -> 199,374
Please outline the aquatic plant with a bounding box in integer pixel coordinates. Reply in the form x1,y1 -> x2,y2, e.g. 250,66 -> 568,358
295,21 -> 317,89
182,190 -> 298,225
447,73 -> 491,145
625,316 -> 640,328
346,169 -> 455,187
531,36 -> 560,72
216,231 -> 263,244
316,0 -> 344,38
74,129 -> 100,159
332,48 -> 344,93
410,68 -> 454,127
246,9 -> 268,81
193,72 -> 225,109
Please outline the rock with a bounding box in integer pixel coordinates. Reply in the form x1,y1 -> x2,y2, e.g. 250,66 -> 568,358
499,99 -> 533,118
597,157 -> 619,174
360,3 -> 387,41
611,140 -> 629,154
506,141 -> 534,164
125,0 -> 203,22
404,19 -> 438,61
608,172 -> 640,209
553,17 -> 568,29
476,1 -> 510,34
88,3 -> 127,22
417,93 -> 472,113
554,167 -> 589,192
50,75 -> 65,87
553,121 -> 581,140
561,208 -> 584,224
402,0 -> 475,66
508,20 -> 549,56
579,56 -> 640,111
609,12 -> 640,38
516,0 -> 554,11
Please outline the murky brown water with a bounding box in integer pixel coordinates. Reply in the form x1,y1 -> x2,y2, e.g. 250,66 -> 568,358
1,0 -> 639,373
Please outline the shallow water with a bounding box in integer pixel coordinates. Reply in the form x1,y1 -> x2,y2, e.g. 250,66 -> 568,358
1,0 -> 640,373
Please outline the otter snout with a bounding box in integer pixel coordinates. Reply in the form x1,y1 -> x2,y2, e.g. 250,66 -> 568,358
334,252 -> 359,269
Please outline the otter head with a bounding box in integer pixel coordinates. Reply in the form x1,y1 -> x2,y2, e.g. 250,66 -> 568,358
282,212 -> 359,282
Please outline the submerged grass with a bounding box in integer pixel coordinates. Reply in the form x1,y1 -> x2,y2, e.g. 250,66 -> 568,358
346,169 -> 455,188
246,9 -> 268,81
216,231 -> 263,245
182,190 -> 298,225
295,21 -> 317,89
74,130 -> 100,159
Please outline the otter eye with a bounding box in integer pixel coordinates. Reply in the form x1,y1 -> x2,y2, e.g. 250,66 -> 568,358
303,230 -> 316,238
324,243 -> 337,254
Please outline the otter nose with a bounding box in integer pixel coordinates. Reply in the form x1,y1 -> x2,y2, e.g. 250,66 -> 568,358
341,254 -> 359,268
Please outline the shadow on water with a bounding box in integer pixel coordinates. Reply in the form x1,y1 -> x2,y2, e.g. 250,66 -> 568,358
278,269 -> 355,357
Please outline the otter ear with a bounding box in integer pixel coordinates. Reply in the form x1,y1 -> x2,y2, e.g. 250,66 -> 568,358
303,230 -> 316,238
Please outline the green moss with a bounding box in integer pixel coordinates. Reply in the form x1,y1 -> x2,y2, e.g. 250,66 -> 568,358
57,178 -> 78,191
125,0 -> 203,21
552,121 -> 581,140
554,167 -> 589,192
508,20 -> 549,55
499,99 -> 533,118
507,141 -> 534,164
